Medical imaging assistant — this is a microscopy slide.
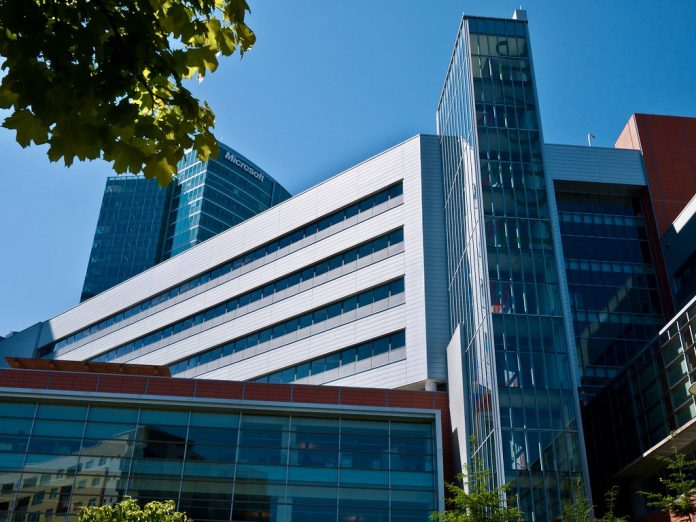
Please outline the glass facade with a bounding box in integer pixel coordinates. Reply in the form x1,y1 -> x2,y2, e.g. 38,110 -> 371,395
81,144 -> 290,302
0,398 -> 440,522
555,186 -> 665,400
161,145 -> 291,259
583,297 -> 696,502
81,177 -> 172,301
436,15 -> 587,519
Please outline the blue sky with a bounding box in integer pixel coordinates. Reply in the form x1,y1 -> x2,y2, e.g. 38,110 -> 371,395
1,0 -> 695,335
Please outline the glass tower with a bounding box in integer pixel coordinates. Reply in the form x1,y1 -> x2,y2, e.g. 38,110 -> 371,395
436,12 -> 589,519
82,144 -> 290,301
81,177 -> 172,301
161,144 -> 290,258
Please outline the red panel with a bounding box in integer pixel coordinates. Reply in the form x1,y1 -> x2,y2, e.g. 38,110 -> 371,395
0,369 -> 49,389
634,114 -> 696,235
194,380 -> 244,400
340,388 -> 387,407
386,390 -> 434,409
291,385 -> 340,405
97,375 -> 147,395
146,377 -> 196,397
47,373 -> 99,392
243,382 -> 293,402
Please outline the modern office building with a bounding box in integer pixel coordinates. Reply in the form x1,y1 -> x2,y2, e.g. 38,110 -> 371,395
3,135 -> 451,395
2,8 -> 696,522
0,359 -> 450,522
81,177 -> 172,302
81,144 -> 291,301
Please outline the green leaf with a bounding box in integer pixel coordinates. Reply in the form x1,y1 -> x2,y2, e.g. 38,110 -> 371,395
3,109 -> 48,146
0,0 -> 255,185
143,157 -> 177,186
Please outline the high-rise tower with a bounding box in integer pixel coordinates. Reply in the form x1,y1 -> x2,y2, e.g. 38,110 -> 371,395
81,143 -> 291,301
436,10 -> 590,518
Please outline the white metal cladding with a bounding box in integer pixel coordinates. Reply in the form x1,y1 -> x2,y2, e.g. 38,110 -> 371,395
28,135 -> 451,390
544,143 -> 647,185
52,209 -> 406,362
40,141 -> 405,344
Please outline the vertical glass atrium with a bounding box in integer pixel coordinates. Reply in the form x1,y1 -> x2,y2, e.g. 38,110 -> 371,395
436,13 -> 588,519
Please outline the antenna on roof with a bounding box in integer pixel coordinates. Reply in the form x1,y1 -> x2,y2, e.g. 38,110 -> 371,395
587,133 -> 596,147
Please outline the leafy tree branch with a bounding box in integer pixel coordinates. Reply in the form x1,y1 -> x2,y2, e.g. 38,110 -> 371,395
0,0 -> 256,185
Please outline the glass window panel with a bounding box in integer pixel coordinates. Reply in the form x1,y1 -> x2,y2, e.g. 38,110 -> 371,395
28,436 -> 82,455
141,424 -> 188,441
139,410 -> 189,426
36,405 -> 87,421
289,449 -> 339,468
83,423 -> 137,440
341,349 -> 357,365
186,443 -> 238,463
32,420 -> 84,437
1,402 -> 36,418
130,458 -> 183,475
88,406 -> 138,423
0,418 -> 33,435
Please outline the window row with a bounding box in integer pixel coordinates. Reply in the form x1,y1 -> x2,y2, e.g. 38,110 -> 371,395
476,103 -> 538,130
168,278 -> 406,374
485,217 -> 554,251
480,160 -> 546,191
51,183 -> 404,353
91,230 -> 404,363
477,128 -> 544,164
254,330 -> 406,384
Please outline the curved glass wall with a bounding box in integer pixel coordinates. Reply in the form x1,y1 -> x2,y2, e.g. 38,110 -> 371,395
0,399 -> 439,522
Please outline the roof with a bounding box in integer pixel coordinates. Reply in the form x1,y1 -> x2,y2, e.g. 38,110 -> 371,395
4,357 -> 170,377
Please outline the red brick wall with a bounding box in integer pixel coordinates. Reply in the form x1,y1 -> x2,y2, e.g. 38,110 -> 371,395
617,114 -> 696,236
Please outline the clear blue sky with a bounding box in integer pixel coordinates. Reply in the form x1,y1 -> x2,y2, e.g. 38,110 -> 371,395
1,0 -> 695,335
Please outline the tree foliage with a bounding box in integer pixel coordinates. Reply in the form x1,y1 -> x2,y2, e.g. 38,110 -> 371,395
431,458 -> 522,522
559,484 -> 593,522
0,0 -> 255,185
597,486 -> 630,522
78,498 -> 189,522
639,449 -> 696,520
559,482 -> 629,522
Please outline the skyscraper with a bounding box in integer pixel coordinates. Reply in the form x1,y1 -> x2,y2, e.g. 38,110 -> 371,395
81,143 -> 290,301
436,11 -> 589,516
